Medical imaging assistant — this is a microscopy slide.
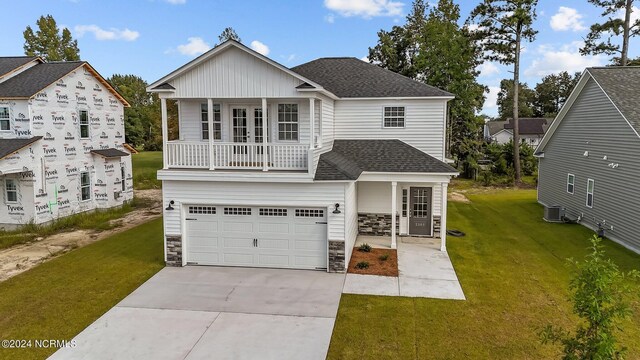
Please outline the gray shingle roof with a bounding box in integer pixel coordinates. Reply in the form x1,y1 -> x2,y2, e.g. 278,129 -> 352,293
91,148 -> 130,158
0,137 -> 42,160
0,57 -> 39,78
588,66 -> 640,134
291,58 -> 453,98
0,61 -> 84,98
504,118 -> 550,135
151,82 -> 175,90
486,120 -> 508,136
314,139 -> 457,181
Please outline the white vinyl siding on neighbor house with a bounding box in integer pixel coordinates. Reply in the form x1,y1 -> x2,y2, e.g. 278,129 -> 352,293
586,179 -> 594,208
567,174 -> 575,194
0,107 -> 10,131
334,99 -> 447,160
170,46 -> 305,98
162,180 -> 347,242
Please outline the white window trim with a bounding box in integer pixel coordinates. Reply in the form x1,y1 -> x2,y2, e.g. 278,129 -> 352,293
566,173 -> 575,194
5,179 -> 17,204
276,103 -> 299,142
586,178 -> 594,208
80,171 -> 91,202
0,106 -> 11,132
79,110 -> 90,139
382,106 -> 406,129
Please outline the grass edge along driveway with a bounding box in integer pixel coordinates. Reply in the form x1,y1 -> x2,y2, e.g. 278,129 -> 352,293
328,189 -> 640,359
0,218 -> 164,360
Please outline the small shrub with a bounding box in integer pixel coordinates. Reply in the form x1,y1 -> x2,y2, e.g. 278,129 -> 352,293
355,261 -> 369,269
358,243 -> 372,252
378,254 -> 389,261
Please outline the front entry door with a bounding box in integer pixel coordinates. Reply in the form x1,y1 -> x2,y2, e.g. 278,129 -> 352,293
409,187 -> 432,236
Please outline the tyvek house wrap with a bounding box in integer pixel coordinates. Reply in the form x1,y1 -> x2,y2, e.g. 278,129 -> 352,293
0,64 -> 133,227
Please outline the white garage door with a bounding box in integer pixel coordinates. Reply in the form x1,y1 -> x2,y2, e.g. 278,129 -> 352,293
185,205 -> 328,270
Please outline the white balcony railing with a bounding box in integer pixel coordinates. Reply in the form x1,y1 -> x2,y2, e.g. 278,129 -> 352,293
165,141 -> 309,170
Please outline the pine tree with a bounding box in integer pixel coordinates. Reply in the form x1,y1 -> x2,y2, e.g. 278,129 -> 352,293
23,15 -> 80,61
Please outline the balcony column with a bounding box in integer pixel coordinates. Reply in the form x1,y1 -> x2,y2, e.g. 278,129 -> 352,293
308,98 -> 315,175
440,182 -> 448,252
262,98 -> 268,171
207,99 -> 215,170
391,181 -> 397,249
161,97 -> 168,169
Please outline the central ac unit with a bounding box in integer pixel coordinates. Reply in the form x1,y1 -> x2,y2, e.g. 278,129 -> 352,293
544,205 -> 565,222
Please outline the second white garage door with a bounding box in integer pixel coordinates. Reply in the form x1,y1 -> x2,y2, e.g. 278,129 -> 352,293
185,205 -> 328,270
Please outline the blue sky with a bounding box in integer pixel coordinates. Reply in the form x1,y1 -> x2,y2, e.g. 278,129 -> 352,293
1,0 -> 637,116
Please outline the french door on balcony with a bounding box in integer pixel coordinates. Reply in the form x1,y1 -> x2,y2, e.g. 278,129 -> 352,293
231,107 -> 266,164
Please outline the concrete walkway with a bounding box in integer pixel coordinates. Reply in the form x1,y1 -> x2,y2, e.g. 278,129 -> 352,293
343,237 -> 465,300
50,267 -> 345,360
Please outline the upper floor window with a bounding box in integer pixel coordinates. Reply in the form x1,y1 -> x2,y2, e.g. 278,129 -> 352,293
383,106 -> 405,128
586,179 -> 594,208
121,164 -> 126,192
80,171 -> 91,201
79,110 -> 89,139
5,179 -> 17,203
0,107 -> 10,131
278,104 -> 298,141
567,174 -> 575,194
201,103 -> 221,140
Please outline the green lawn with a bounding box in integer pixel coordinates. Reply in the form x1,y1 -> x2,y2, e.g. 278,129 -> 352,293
132,151 -> 163,190
0,218 -> 164,360
328,190 -> 640,359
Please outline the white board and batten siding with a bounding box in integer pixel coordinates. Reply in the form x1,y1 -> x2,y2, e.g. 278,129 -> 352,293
163,180 -> 347,241
170,46 -> 304,99
333,99 -> 447,160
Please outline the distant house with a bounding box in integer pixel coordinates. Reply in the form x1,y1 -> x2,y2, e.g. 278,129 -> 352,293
536,66 -> 640,254
0,56 -> 132,229
484,118 -> 550,147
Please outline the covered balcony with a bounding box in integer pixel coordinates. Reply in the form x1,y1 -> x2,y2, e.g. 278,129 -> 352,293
159,97 -> 322,172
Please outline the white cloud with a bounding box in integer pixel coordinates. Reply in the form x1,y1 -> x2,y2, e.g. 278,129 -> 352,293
485,86 -> 500,110
324,0 -> 403,18
165,0 -> 186,4
74,25 -> 140,41
616,6 -> 639,25
550,7 -> 586,31
286,54 -> 296,62
325,14 -> 336,23
525,41 -> 606,77
360,56 -> 369,62
176,37 -> 210,56
250,40 -> 270,56
478,62 -> 499,77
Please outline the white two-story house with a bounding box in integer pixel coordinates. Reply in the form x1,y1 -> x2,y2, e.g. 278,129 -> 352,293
148,40 -> 458,272
0,56 -> 133,229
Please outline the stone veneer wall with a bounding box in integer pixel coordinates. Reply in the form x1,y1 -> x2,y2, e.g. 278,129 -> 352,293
166,235 -> 182,266
328,240 -> 345,273
358,213 -> 400,236
358,213 -> 441,237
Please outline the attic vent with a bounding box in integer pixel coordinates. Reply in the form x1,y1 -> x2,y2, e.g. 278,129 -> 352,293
543,205 -> 565,222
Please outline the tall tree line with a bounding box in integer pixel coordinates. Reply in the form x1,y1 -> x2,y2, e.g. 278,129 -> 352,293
369,0 -> 486,178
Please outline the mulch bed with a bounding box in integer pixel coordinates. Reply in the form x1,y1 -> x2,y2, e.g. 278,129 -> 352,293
347,247 -> 398,277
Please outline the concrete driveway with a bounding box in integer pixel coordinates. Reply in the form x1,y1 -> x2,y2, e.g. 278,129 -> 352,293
50,267 -> 345,360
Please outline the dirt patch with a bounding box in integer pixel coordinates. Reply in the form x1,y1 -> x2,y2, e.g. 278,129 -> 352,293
348,248 -> 398,277
449,191 -> 471,203
0,189 -> 162,282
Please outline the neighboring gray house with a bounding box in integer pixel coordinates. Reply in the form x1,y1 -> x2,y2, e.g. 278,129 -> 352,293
536,66 -> 640,254
484,118 -> 550,147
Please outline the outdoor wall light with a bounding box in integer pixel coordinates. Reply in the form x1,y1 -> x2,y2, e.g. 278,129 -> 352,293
333,203 -> 341,214
165,200 -> 175,211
